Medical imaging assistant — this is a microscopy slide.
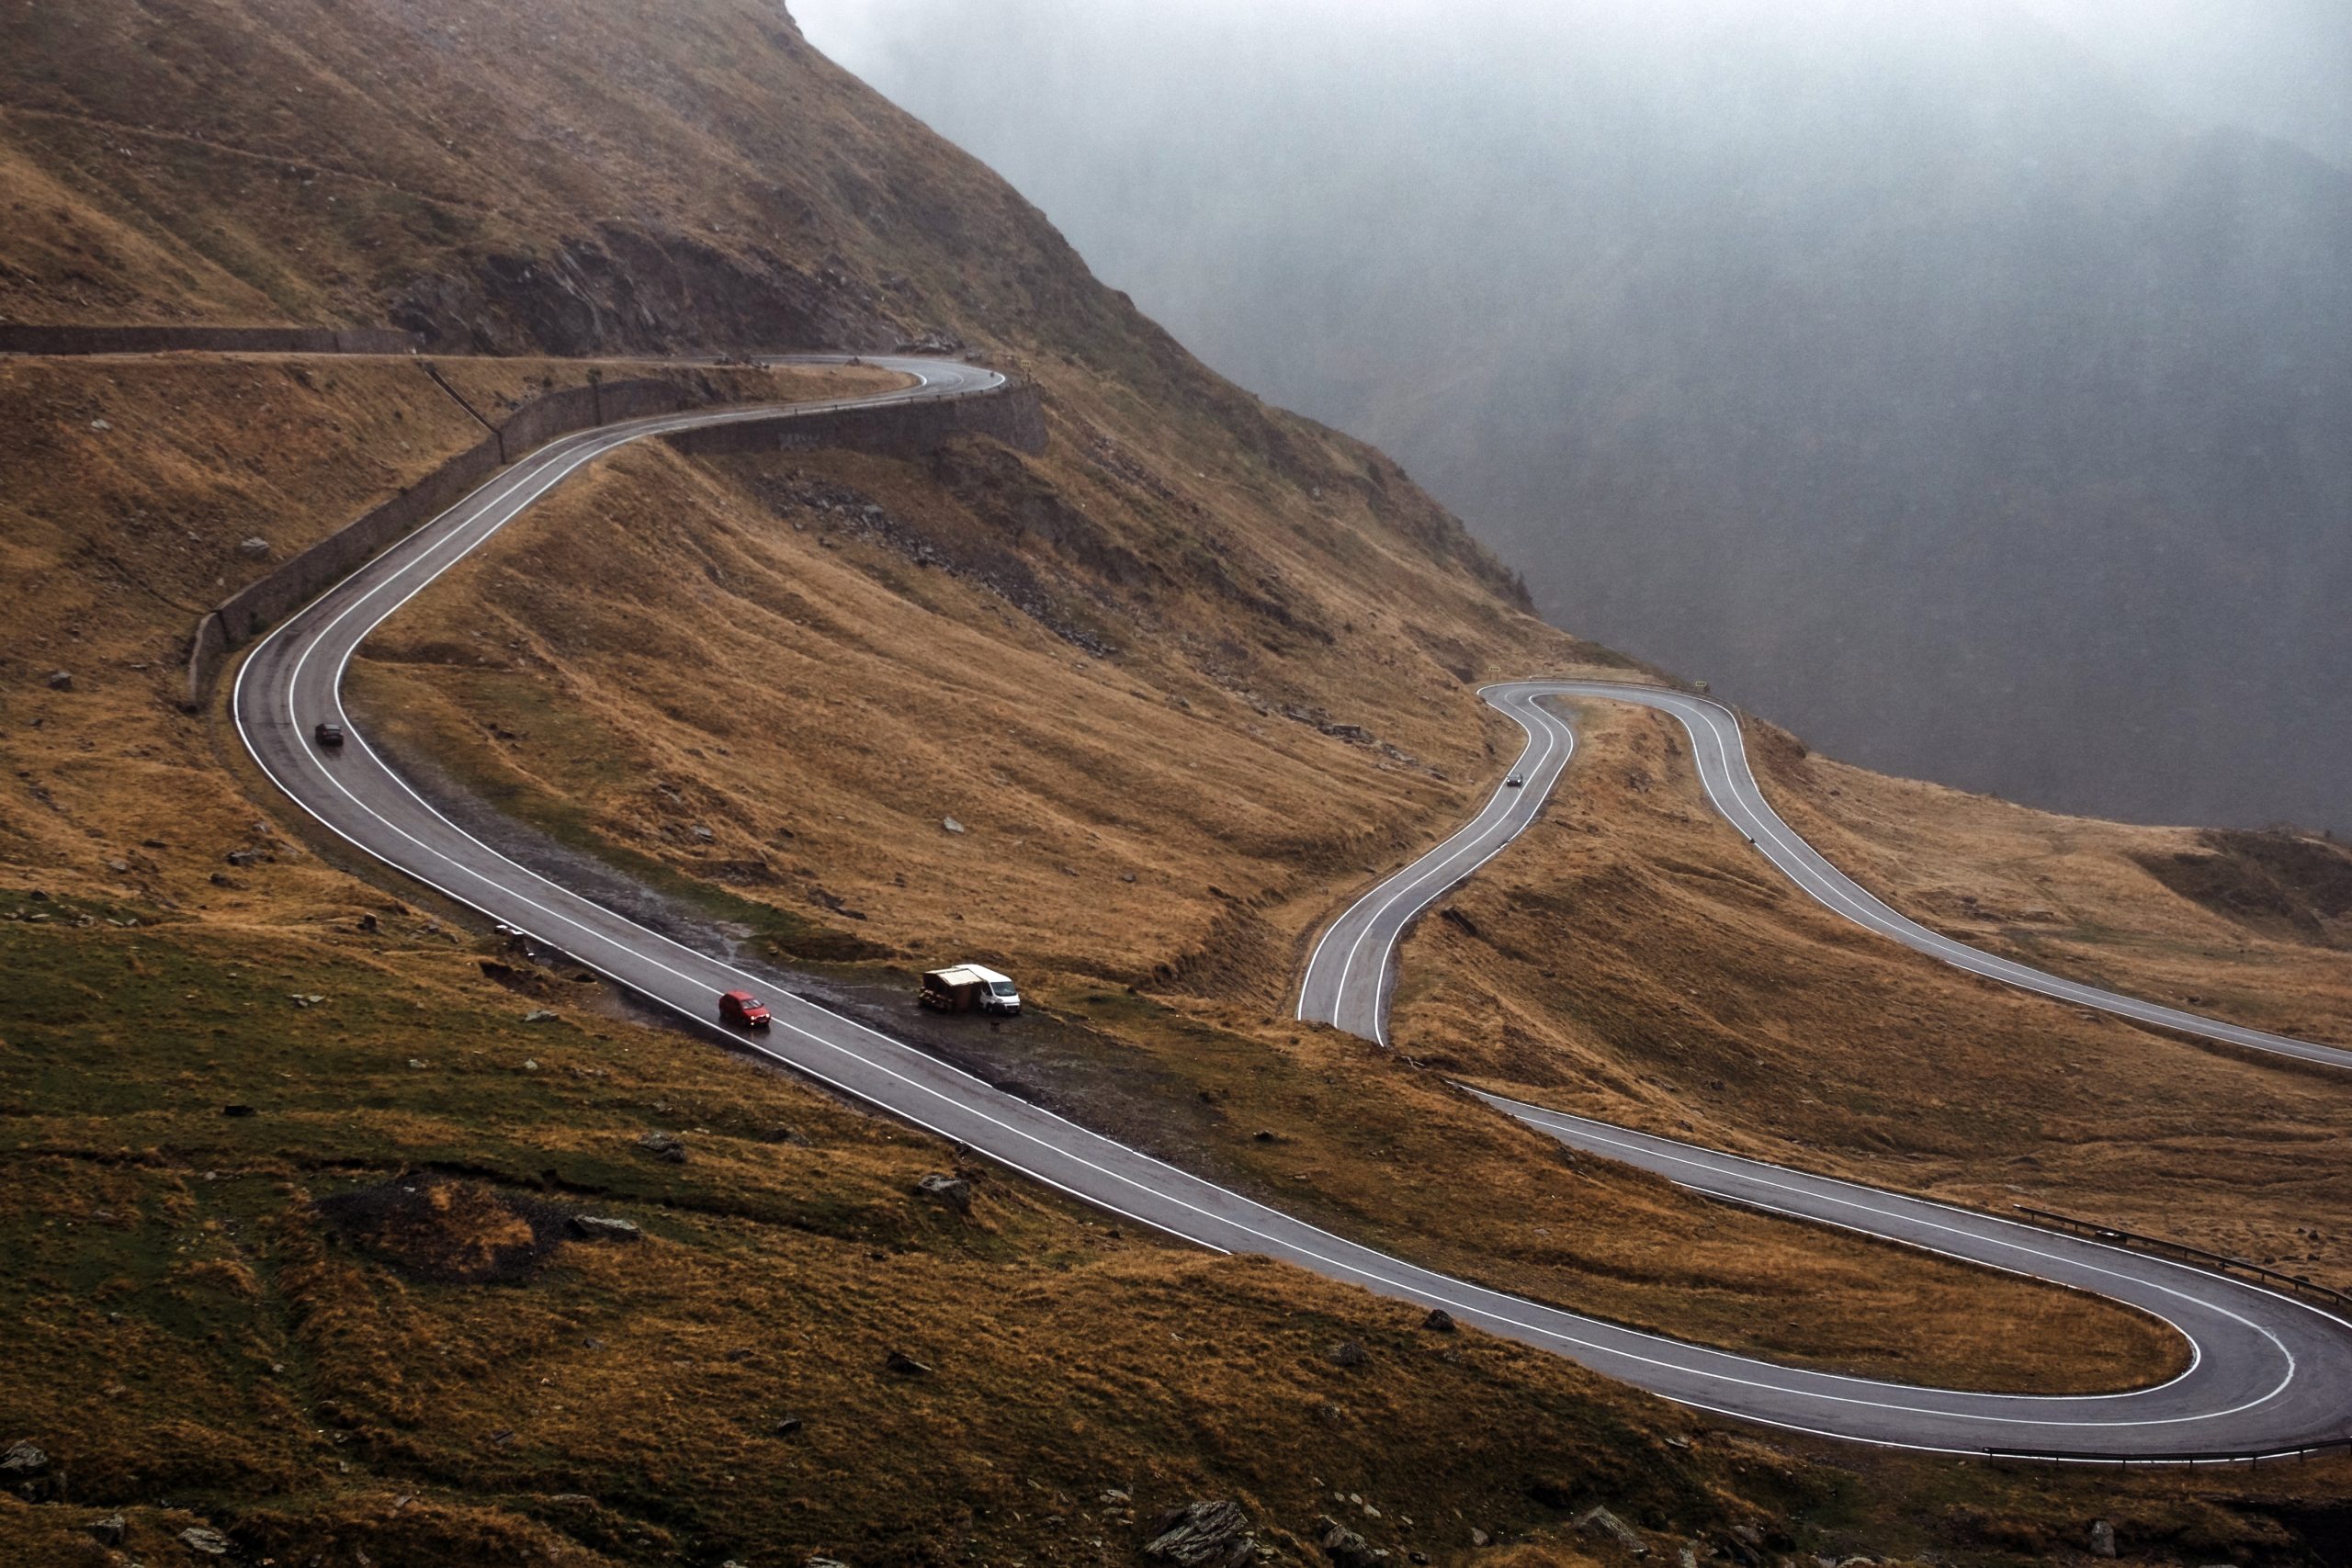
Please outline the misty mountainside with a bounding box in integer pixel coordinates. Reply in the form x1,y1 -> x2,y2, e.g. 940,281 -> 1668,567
0,0 -> 1533,658
818,0 -> 2352,835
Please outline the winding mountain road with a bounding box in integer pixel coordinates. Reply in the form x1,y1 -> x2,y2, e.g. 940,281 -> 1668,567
1462,683 -> 2352,1071
233,359 -> 2352,1459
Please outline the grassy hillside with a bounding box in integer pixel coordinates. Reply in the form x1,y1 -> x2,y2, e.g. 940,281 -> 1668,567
1397,700 -> 2352,1285
6,0 -> 2352,1562
0,887 -> 1747,1566
348,427 -> 2185,1398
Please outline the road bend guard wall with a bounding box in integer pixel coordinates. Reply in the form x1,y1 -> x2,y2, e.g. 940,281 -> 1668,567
660,380 -> 1047,460
184,370 -> 1045,707
0,324 -> 417,355
185,373 -> 718,707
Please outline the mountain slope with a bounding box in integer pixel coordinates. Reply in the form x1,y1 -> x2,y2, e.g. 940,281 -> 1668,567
6,1 -> 2352,1561
809,0 -> 2352,835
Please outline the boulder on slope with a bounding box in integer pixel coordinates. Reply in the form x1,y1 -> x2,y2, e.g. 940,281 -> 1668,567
1142,1499 -> 1258,1567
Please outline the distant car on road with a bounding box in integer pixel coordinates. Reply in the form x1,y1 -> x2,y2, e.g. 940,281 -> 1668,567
718,989 -> 772,1030
1505,773 -> 1524,788
313,721 -> 345,748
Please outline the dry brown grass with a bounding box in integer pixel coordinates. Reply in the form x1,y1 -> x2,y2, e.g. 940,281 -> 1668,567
1749,722 -> 2352,1045
1396,700 -> 2352,1292
8,888 -> 2332,1565
349,425 -> 2187,1398
0,353 -> 888,907
0,899 -> 1765,1566
0,341 -> 1815,1563
4,1 -> 2344,1557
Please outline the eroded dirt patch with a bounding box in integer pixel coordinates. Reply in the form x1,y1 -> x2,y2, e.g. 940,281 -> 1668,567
315,1172 -> 616,1284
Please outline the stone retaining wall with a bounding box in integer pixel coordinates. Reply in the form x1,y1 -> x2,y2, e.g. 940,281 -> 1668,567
660,380 -> 1046,460
184,370 -> 1040,707
1,324 -> 417,356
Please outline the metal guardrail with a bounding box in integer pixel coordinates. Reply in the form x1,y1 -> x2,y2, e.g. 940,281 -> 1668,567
2011,1202 -> 2352,1316
1984,1439 -> 2352,1467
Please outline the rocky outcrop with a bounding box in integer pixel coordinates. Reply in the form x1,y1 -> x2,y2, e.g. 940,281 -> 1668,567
1142,1499 -> 1259,1567
391,225 -> 899,358
1,1440 -> 62,1503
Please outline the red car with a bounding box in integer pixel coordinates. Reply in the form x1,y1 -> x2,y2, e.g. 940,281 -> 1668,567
718,990 -> 771,1030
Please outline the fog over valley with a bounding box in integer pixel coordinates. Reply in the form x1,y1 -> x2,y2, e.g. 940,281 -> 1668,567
799,0 -> 2352,835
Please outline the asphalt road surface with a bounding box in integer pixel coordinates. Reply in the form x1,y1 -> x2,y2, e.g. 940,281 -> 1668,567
234,363 -> 2352,1458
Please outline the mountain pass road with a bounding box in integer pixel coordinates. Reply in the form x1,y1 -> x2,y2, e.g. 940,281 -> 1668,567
232,363 -> 2352,1459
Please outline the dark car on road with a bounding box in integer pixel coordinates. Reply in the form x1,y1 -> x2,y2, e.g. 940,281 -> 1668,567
314,721 -> 345,748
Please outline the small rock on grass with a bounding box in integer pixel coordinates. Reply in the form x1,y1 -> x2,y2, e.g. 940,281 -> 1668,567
1326,1338 -> 1368,1368
883,1349 -> 932,1377
570,1214 -> 641,1240
637,1131 -> 686,1163
1315,1515 -> 1385,1568
941,817 -> 965,834
1420,1308 -> 1456,1332
45,670 -> 73,691
0,1438 -> 62,1499
915,1172 -> 972,1213
2090,1520 -> 2117,1558
1575,1506 -> 1650,1556
180,1526 -> 232,1555
85,1514 -> 126,1547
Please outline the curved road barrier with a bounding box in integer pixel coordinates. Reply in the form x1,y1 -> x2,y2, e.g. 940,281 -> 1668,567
232,359 -> 2352,1457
